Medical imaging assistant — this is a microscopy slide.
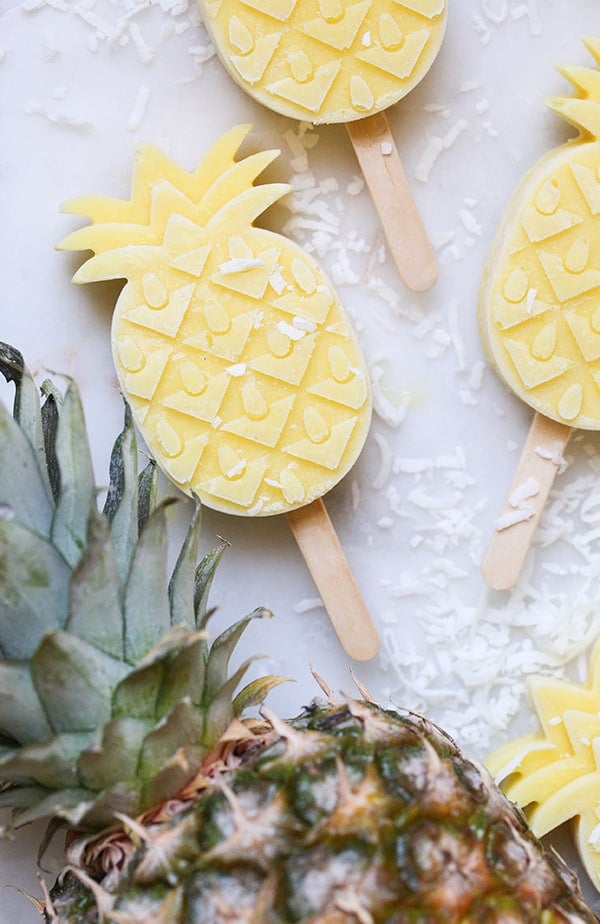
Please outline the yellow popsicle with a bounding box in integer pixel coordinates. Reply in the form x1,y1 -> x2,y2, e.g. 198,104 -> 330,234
479,38 -> 600,589
201,0 -> 447,124
59,125 -> 379,661
199,0 -> 448,292
486,638 -> 600,891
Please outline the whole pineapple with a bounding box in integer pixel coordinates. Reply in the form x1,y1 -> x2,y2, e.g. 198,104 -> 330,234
199,0 -> 448,124
479,38 -> 600,429
0,343 -> 597,922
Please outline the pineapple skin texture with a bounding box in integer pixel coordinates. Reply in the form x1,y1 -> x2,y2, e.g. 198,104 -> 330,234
200,0 -> 447,124
479,40 -> 600,430
50,701 -> 598,923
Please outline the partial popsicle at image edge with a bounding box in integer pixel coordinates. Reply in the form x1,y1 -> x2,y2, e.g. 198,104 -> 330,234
479,38 -> 600,591
199,0 -> 448,293
58,125 -> 380,662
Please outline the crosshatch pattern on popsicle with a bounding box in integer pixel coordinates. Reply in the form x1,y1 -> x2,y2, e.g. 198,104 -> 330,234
202,0 -> 447,123
60,131 -> 372,517
482,57 -> 600,431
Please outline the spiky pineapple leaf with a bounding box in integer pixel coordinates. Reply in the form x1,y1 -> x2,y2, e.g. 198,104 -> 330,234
157,635 -> 207,717
72,781 -> 142,830
138,700 -> 203,782
143,745 -> 204,812
195,542 -> 227,627
40,386 -> 61,504
0,731 -> 93,788
232,674 -> 290,717
203,609 -> 270,705
168,501 -> 202,630
0,343 -> 53,504
31,632 -> 129,733
112,660 -> 165,721
137,459 -> 158,535
103,402 -> 140,588
124,500 -> 173,664
0,396 -> 53,537
66,509 -> 124,660
0,660 -> 52,745
203,657 -> 257,746
0,518 -> 70,659
77,717 -> 150,791
0,785 -> 53,814
51,383 -> 96,568
10,786 -> 102,829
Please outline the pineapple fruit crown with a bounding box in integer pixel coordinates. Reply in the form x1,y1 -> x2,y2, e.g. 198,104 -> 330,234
0,341 -> 285,835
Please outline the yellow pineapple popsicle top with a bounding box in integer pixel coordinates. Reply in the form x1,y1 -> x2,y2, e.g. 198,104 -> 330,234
486,638 -> 600,891
59,126 -> 372,517
479,39 -> 600,430
200,0 -> 447,124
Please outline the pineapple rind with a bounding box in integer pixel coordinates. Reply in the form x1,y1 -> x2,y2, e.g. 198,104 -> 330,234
49,701 -> 599,922
0,342 -> 280,834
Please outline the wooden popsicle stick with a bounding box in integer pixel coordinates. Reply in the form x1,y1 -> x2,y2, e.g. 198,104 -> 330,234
346,111 -> 437,293
481,413 -> 572,592
286,498 -> 380,662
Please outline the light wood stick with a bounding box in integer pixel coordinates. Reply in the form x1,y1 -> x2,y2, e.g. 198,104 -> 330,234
346,111 -> 437,293
481,413 -> 572,591
286,498 -> 380,662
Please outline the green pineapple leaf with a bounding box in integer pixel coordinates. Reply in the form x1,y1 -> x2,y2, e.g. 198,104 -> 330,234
123,500 -> 173,663
0,661 -> 52,745
103,402 -> 140,588
66,508 -> 124,659
31,631 -> 129,732
195,543 -> 227,627
0,518 -> 70,658
51,383 -> 96,568
168,500 -> 202,630
0,343 -> 53,504
0,394 -> 53,536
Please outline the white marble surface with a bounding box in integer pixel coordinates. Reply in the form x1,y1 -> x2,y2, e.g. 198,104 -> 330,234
2,0 -> 600,919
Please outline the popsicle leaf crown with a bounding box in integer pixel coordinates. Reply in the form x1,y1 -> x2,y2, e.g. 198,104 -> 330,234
548,38 -> 600,140
58,125 -> 292,284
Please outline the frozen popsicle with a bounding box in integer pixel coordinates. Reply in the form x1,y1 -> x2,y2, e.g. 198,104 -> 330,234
59,125 -> 379,661
199,0 -> 448,292
479,38 -> 600,590
486,637 -> 600,891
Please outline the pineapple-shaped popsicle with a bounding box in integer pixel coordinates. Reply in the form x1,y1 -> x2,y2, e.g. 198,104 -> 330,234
60,125 -> 379,661
480,38 -> 600,430
480,39 -> 600,591
200,0 -> 447,124
487,638 -> 600,892
59,125 -> 371,519
200,1 -> 448,293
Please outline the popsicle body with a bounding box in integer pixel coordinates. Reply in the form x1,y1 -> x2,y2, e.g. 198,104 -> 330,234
200,0 -> 447,124
59,127 -> 372,517
479,39 -> 600,429
486,638 -> 600,891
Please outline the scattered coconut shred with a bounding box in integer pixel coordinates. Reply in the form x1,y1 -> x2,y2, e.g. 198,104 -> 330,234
275,5 -> 600,758
16,0 -> 600,760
